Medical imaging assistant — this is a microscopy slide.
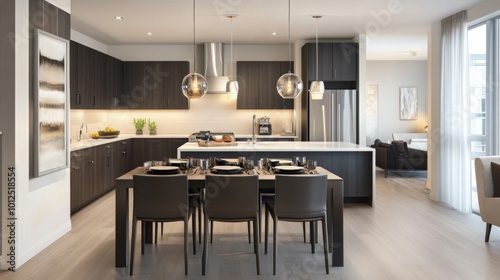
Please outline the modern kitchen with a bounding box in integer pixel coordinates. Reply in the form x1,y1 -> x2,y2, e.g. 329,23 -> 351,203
2,0 -> 500,279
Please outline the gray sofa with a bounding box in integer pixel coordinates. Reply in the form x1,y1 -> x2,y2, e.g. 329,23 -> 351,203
372,139 -> 427,177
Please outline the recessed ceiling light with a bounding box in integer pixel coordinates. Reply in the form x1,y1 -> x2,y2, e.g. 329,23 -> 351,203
147,32 -> 153,36
115,16 -> 124,20
272,32 -> 277,36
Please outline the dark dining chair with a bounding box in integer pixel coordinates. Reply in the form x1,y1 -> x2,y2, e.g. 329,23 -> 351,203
202,174 -> 260,275
130,174 -> 195,276
264,174 -> 329,275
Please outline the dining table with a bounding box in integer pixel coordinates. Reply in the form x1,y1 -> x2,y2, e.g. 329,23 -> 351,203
114,165 -> 344,268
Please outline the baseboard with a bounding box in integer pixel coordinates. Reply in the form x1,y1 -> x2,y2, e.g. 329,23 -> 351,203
15,220 -> 72,268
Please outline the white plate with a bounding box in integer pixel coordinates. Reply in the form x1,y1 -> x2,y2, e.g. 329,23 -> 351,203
149,166 -> 179,171
274,166 -> 304,172
212,166 -> 241,171
169,159 -> 188,164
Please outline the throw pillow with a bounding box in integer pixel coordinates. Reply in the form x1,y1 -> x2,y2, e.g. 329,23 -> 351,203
392,140 -> 409,159
491,162 -> 500,197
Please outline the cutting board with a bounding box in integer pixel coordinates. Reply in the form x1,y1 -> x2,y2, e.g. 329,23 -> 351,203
198,140 -> 238,147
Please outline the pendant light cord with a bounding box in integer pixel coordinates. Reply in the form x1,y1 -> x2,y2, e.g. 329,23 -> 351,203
193,0 -> 196,73
315,17 -> 319,81
230,17 -> 234,79
288,0 -> 292,72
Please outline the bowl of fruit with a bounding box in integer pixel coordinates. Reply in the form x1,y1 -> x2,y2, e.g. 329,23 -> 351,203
91,132 -> 101,139
98,127 -> 120,137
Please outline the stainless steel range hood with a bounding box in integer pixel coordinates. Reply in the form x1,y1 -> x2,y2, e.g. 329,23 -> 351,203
204,42 -> 229,93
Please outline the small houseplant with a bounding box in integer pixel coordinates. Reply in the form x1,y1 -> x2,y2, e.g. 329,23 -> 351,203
148,119 -> 158,135
133,118 -> 146,135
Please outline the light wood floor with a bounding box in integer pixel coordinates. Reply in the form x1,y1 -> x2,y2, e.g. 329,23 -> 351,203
2,169 -> 500,280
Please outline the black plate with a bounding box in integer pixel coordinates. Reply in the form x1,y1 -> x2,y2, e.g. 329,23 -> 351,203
210,168 -> 243,174
274,170 -> 304,174
147,167 -> 180,175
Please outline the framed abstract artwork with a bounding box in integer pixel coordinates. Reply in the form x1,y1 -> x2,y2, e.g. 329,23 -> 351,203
33,29 -> 69,177
400,87 -> 418,120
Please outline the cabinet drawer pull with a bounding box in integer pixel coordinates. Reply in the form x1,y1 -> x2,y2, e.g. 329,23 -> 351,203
76,94 -> 81,105
122,141 -> 127,145
93,96 -> 96,106
121,151 -> 126,154
88,161 -> 94,164
72,166 -> 81,170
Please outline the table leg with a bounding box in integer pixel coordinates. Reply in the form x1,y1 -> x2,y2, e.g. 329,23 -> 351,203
328,180 -> 344,267
115,185 -> 129,267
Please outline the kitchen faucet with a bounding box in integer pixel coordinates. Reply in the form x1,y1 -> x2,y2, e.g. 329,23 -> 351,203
78,122 -> 87,141
252,114 -> 256,144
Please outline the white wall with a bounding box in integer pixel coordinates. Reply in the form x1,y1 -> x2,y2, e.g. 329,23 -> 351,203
366,60 -> 428,144
6,0 -> 72,268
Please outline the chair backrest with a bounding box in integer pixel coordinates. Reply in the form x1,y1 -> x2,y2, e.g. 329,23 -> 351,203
133,174 -> 189,220
475,156 -> 500,208
274,174 -> 327,219
205,175 -> 259,219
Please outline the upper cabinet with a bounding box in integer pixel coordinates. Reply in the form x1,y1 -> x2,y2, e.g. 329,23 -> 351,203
70,41 -> 189,110
121,61 -> 190,109
70,41 -> 123,109
305,43 -> 358,82
237,61 -> 294,110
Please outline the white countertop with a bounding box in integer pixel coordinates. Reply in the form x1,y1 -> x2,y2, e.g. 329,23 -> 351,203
178,141 -> 374,152
69,133 -> 300,152
70,133 -> 188,151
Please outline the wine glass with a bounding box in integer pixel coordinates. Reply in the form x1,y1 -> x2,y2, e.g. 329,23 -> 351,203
306,160 -> 317,173
244,159 -> 254,174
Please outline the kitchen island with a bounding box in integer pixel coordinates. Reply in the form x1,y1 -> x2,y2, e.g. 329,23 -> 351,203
178,141 -> 376,206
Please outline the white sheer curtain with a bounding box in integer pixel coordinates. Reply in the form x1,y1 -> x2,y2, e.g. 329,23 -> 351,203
432,10 -> 471,212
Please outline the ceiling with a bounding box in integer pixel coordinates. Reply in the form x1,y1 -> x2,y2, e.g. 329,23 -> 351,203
71,0 -> 482,60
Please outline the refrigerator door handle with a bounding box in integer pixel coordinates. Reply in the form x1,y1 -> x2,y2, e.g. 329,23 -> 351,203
337,103 -> 341,141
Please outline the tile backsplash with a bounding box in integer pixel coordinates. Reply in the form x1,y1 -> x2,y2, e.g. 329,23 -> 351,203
70,93 -> 294,140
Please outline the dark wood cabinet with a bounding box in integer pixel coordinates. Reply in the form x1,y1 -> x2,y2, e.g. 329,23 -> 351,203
70,41 -> 124,109
115,140 -> 132,178
306,43 -> 358,82
237,61 -> 293,109
96,144 -> 114,195
124,61 -> 189,109
132,138 -> 188,167
70,151 -> 84,212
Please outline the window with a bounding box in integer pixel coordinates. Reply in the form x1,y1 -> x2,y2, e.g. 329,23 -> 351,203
469,17 -> 500,213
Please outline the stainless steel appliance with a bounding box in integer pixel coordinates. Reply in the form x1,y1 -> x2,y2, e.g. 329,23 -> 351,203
309,89 -> 357,143
258,117 -> 272,135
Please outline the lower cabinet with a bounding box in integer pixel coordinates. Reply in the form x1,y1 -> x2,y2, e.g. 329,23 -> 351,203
132,138 -> 188,167
71,138 -> 188,214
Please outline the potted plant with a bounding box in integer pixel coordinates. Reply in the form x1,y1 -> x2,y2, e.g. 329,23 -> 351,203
148,119 -> 158,135
133,118 -> 146,135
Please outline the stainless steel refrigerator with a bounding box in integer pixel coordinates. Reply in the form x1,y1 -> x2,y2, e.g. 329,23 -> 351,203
309,89 -> 357,143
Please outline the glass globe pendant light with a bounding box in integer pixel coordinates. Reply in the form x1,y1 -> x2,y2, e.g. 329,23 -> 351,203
226,15 -> 239,100
310,15 -> 325,100
181,0 -> 208,99
277,0 -> 303,99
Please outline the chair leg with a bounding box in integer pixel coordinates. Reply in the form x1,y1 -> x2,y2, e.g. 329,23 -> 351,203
192,208 -> 197,255
265,206 -> 270,254
321,217 -> 329,274
210,221 -> 214,243
202,216 -> 209,275
155,222 -> 158,244
303,222 -> 307,243
161,222 -> 164,236
273,218 -> 278,275
141,221 -> 145,255
253,216 -> 260,275
184,219 -> 189,275
486,223 -> 492,242
309,222 -> 316,254
198,201 -> 202,244
130,217 -> 137,276
248,221 -> 252,244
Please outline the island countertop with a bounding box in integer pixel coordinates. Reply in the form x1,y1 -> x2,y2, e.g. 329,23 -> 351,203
177,141 -> 374,155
